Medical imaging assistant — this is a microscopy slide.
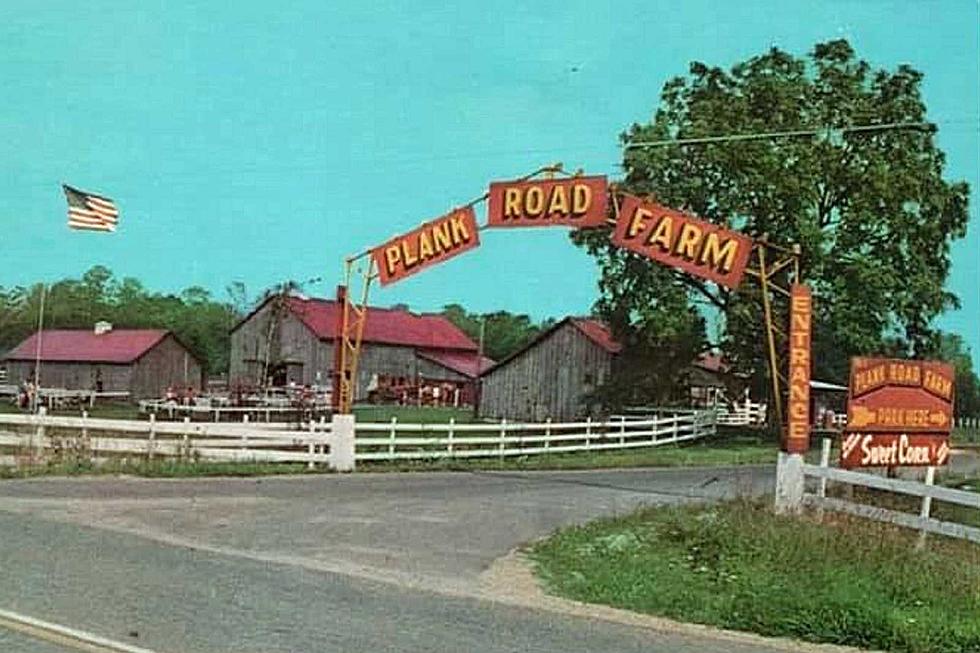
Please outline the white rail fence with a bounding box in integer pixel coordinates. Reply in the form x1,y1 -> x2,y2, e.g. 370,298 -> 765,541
779,438 -> 980,545
355,411 -> 715,461
0,409 -> 716,470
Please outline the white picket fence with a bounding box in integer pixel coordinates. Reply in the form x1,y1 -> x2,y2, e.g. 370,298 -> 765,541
0,409 -> 716,469
779,438 -> 980,544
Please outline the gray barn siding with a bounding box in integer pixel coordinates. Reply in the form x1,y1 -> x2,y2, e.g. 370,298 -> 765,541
416,357 -> 469,382
479,323 -> 612,422
130,335 -> 203,398
5,361 -> 131,392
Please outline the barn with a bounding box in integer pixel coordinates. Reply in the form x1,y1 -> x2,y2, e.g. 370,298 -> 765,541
478,317 -> 621,422
2,323 -> 203,399
228,295 -> 492,402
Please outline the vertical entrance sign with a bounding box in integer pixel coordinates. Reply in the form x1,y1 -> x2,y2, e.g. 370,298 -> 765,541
786,284 -> 812,453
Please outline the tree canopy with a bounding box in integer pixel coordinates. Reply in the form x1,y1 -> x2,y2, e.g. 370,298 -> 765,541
440,304 -> 555,362
575,39 -> 970,405
0,266 -> 240,375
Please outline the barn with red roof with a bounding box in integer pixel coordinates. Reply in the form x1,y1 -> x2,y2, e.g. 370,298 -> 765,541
2,322 -> 203,398
228,295 -> 492,403
478,317 -> 621,422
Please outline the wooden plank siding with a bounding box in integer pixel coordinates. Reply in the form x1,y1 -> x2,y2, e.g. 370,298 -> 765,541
228,300 -> 453,399
4,334 -> 201,399
479,321 -> 613,422
130,334 -> 203,398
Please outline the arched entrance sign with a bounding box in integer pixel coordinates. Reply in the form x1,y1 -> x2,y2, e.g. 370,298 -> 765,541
332,163 -> 811,454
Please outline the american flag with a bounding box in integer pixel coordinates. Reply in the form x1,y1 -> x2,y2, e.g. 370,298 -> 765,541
63,184 -> 119,232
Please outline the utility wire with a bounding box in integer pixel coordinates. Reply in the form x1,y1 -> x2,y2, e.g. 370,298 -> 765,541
624,121 -> 935,149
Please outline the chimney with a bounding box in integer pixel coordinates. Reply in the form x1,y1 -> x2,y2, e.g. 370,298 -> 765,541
94,321 -> 113,336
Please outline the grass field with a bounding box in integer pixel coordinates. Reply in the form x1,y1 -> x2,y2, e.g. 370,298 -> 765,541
530,500 -> 980,653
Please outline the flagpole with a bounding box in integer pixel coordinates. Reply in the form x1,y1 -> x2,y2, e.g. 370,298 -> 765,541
32,284 -> 46,414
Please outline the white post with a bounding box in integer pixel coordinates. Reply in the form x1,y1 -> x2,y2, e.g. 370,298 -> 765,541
330,413 -> 355,472
148,412 -> 156,460
774,452 -> 805,514
447,417 -> 455,458
544,417 -> 552,451
672,412 -> 679,443
915,466 -> 936,550
318,415 -> 326,457
34,405 -> 47,462
308,418 -> 316,470
818,438 -> 831,498
81,409 -> 89,459
619,416 -> 626,446
241,414 -> 249,458
214,407 -> 220,422
499,418 -> 506,459
585,416 -> 592,450
182,416 -> 191,461
388,417 -> 397,458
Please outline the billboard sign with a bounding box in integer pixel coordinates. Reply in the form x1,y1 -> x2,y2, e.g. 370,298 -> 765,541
840,432 -> 951,468
846,358 -> 954,434
372,206 -> 480,286
487,176 -> 608,228
610,194 -> 753,289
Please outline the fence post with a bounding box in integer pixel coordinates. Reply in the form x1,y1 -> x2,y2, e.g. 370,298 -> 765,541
585,416 -> 592,450
672,412 -> 679,443
34,406 -> 47,462
499,419 -> 506,459
544,417 -> 552,451
330,413 -> 355,472
915,466 -> 936,551
148,413 -> 156,460
619,416 -> 626,446
240,414 -> 249,459
318,415 -> 326,457
81,409 -> 90,462
774,452 -> 805,514
308,418 -> 316,470
182,416 -> 191,461
388,417 -> 397,458
447,418 -> 455,458
815,437 -> 832,521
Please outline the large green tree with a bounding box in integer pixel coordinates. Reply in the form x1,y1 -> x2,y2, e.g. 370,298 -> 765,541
577,40 -> 969,401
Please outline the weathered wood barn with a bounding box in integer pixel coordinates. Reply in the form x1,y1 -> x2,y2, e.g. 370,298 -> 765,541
2,324 -> 203,399
478,317 -> 621,422
228,295 -> 492,401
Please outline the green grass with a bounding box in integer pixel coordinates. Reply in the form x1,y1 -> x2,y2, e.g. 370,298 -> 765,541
0,401 -> 141,420
352,405 -> 478,424
530,500 -> 980,653
0,459 -> 317,480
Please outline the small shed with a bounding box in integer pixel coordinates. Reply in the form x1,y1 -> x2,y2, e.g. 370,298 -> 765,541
478,317 -> 621,422
2,325 -> 203,399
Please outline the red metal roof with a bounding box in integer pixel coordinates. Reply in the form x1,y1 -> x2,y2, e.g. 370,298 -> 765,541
417,350 -> 495,378
570,319 -> 622,354
5,329 -> 170,364
285,297 -> 478,351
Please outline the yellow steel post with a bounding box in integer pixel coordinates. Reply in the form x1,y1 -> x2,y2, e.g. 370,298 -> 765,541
757,245 -> 785,430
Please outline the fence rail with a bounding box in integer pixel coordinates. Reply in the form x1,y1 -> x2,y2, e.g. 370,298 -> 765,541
787,438 -> 980,544
0,409 -> 716,470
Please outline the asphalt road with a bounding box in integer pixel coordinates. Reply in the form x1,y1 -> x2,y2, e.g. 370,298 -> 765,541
0,466 -> 793,652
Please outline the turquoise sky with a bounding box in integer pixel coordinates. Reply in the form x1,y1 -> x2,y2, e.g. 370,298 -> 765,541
2,1 -> 977,367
